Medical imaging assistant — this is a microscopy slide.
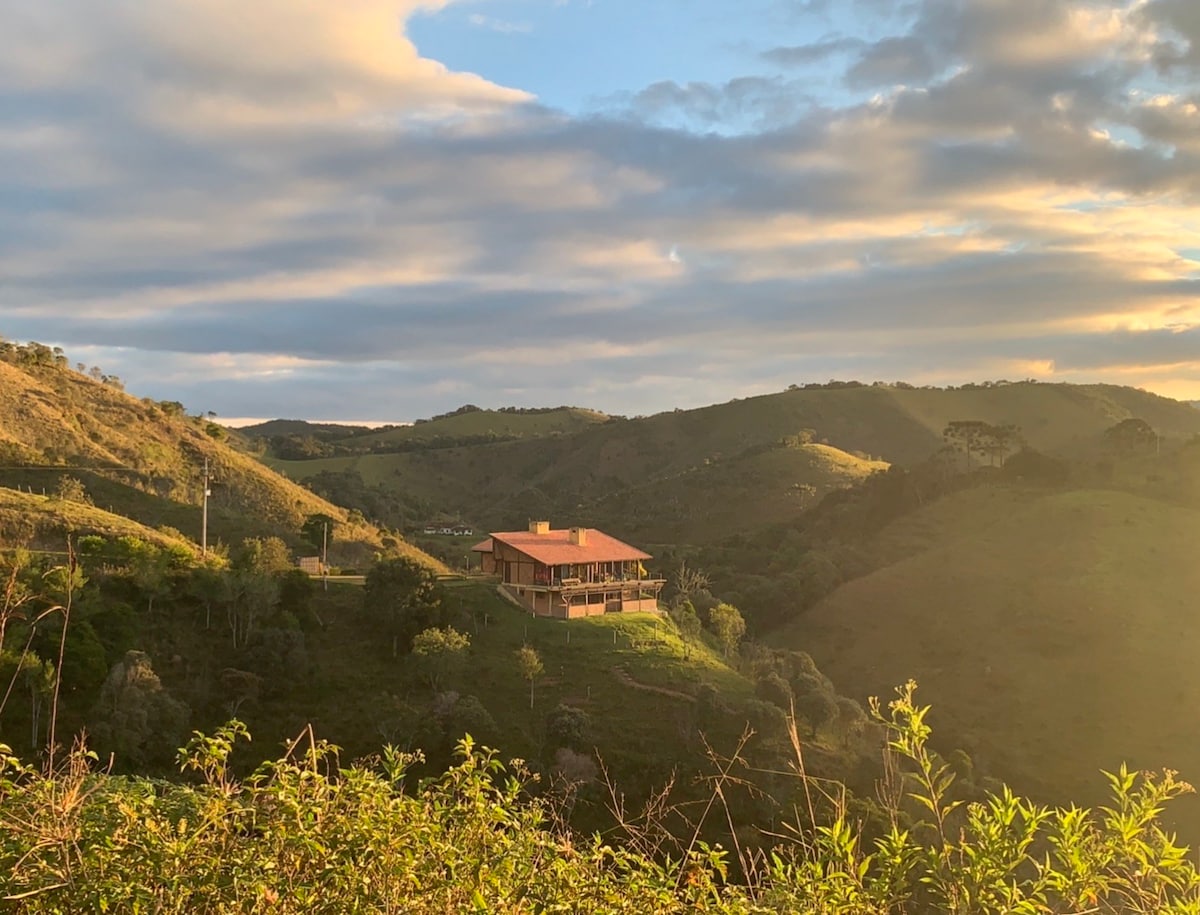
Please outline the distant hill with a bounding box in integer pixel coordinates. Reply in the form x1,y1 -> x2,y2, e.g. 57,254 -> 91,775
0,350 -> 443,570
264,382 -> 1200,545
351,406 -> 611,449
236,419 -> 385,439
250,406 -> 612,458
780,480 -> 1200,832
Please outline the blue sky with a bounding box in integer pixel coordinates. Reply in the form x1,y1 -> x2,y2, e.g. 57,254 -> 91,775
412,0 -> 809,115
1,0 -> 1199,421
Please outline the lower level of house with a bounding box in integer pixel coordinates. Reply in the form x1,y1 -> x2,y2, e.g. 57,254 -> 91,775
503,580 -> 663,618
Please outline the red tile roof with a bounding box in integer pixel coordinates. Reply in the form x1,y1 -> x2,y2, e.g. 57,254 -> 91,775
473,528 -> 651,565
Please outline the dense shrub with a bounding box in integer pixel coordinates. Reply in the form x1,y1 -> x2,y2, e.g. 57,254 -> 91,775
2,683 -> 1199,913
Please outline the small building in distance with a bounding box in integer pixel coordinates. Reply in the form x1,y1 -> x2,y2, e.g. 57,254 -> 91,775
472,521 -> 665,618
297,556 -> 323,575
421,522 -> 475,536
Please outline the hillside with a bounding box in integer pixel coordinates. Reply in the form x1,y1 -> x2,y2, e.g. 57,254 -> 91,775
236,419 -> 382,439
0,487 -> 199,555
266,382 -> 1200,545
247,407 -> 612,459
268,437 -> 888,545
216,581 -> 761,789
781,482 -> 1200,832
0,354 -> 443,570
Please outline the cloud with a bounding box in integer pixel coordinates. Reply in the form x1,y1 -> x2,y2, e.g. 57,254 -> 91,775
762,36 -> 866,67
3,0 -> 1200,419
846,36 -> 938,88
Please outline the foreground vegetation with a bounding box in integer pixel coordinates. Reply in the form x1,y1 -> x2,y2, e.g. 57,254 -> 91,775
3,683 -> 1198,913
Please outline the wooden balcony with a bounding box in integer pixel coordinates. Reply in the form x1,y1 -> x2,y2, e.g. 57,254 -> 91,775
525,578 -> 666,595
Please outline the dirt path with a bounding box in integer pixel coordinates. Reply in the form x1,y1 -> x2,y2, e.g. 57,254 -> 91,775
611,665 -> 694,701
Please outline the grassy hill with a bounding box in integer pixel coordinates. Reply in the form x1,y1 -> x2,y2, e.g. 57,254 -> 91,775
236,419 -> 382,439
0,356 -> 443,571
268,437 -> 888,545
265,382 -> 1200,546
0,487 -> 200,554
263,581 -> 757,784
349,406 -> 611,449
245,407 -> 612,456
780,481 -> 1200,833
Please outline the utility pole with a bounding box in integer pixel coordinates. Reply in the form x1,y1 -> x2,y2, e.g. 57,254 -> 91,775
322,520 -> 328,592
201,456 -> 210,557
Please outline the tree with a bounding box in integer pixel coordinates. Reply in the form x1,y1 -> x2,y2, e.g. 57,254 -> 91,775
0,548 -> 36,654
515,645 -> 543,710
129,547 -> 170,615
53,476 -> 91,505
234,537 -> 293,576
669,601 -> 702,658
363,558 -> 442,657
90,650 -> 189,769
1103,418 -> 1158,455
793,672 -> 838,736
187,567 -> 233,630
411,627 -> 470,691
943,420 -> 991,470
228,572 -> 279,649
301,514 -> 338,555
671,561 -> 711,606
546,703 -> 591,751
0,651 -> 55,750
981,423 -> 1022,467
707,602 -> 746,658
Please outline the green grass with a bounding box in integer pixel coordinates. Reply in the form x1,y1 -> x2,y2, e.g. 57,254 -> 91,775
262,382 -> 1200,548
345,407 -> 611,449
0,359 -> 445,572
781,482 -> 1200,835
153,580 -> 754,800
0,487 -> 199,554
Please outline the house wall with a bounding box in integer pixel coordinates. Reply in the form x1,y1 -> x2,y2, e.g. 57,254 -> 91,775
493,542 -> 539,585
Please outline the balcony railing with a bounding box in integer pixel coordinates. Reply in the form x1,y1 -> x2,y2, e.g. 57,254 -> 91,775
520,577 -> 666,593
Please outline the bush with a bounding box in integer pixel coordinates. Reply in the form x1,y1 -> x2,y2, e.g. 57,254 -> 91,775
4,684 -> 1200,913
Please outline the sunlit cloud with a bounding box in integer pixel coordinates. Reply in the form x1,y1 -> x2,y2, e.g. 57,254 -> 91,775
2,0 -> 1200,419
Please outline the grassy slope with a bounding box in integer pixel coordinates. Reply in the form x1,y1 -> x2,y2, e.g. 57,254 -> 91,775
155,580 -> 754,794
782,483 -> 1200,829
267,440 -> 888,545
333,407 -> 611,449
582,443 -> 889,543
0,487 -> 200,554
236,419 -> 379,439
265,382 -> 1200,545
0,361 -> 444,571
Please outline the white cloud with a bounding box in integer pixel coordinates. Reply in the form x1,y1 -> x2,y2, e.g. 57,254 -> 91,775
3,0 -> 1200,418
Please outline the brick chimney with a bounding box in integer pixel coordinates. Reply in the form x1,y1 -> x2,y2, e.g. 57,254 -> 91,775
529,520 -> 550,535
568,527 -> 587,546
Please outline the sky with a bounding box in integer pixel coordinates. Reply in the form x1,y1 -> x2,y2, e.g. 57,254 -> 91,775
1,0 -> 1199,422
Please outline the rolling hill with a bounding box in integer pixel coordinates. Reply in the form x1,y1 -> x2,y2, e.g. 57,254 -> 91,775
0,353 -> 443,570
264,382 -> 1200,546
0,487 -> 200,555
243,406 -> 612,456
780,480 -> 1200,833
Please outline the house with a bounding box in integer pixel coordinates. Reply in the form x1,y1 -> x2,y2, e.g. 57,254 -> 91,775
421,522 -> 475,536
471,520 -> 665,618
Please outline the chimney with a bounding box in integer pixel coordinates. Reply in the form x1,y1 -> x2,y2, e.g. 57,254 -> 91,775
529,520 -> 550,535
569,527 -> 587,546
